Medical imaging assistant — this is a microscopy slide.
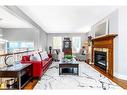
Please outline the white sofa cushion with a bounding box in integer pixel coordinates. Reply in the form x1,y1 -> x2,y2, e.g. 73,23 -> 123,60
40,52 -> 45,60
40,51 -> 49,60
43,51 -> 49,59
30,53 -> 42,61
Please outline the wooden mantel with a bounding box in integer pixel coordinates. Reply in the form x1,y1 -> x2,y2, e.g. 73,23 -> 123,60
92,34 -> 118,76
92,34 -> 118,41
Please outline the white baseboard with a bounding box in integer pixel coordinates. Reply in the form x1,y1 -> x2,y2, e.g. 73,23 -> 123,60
114,73 -> 127,80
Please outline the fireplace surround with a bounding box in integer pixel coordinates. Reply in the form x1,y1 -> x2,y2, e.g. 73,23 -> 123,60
92,34 -> 117,76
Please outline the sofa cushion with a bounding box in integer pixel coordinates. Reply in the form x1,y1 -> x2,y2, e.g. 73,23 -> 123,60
43,51 -> 49,59
40,51 -> 49,60
40,52 -> 46,60
30,53 -> 42,61
30,54 -> 34,61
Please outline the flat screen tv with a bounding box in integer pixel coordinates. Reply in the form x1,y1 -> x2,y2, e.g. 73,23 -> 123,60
94,19 -> 109,37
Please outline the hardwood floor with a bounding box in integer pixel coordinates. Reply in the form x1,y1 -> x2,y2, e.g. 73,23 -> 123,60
23,79 -> 38,90
23,63 -> 127,90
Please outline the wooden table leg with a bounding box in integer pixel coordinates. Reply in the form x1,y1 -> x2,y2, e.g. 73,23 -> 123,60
72,68 -> 74,74
17,72 -> 21,89
59,66 -> 60,75
31,65 -> 33,82
77,65 -> 79,75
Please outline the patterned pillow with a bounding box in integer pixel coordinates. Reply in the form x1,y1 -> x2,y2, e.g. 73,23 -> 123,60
43,51 -> 49,59
40,51 -> 49,60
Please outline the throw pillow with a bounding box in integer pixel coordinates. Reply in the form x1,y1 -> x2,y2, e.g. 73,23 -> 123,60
39,51 -> 49,60
43,51 -> 49,59
40,52 -> 46,60
22,55 -> 30,61
31,53 -> 42,61
30,55 -> 34,61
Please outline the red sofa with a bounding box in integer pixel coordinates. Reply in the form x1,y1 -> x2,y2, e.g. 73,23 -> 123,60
21,53 -> 52,79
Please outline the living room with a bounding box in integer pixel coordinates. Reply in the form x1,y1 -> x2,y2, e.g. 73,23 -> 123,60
0,5 -> 127,94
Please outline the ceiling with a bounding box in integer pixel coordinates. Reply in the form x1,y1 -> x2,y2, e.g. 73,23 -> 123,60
0,7 -> 33,28
19,6 -> 118,33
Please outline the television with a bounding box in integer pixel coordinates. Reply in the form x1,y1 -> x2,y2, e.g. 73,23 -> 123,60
93,19 -> 109,38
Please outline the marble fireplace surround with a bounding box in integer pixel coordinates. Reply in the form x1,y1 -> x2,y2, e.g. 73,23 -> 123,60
92,34 -> 118,76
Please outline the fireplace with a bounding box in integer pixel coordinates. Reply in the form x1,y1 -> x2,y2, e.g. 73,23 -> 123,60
92,34 -> 118,76
94,51 -> 107,71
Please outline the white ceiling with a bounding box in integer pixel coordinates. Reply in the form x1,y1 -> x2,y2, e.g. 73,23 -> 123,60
0,7 -> 33,28
0,6 -> 118,33
18,6 -> 118,33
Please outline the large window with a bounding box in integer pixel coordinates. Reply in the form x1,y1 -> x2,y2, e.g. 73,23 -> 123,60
7,42 -> 34,53
53,37 -> 62,50
20,42 -> 34,50
72,37 -> 81,53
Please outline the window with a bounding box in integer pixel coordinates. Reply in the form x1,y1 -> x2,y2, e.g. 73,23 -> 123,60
53,37 -> 62,50
20,42 -> 34,50
7,42 -> 34,53
72,37 -> 81,53
7,42 -> 20,52
9,42 -> 19,49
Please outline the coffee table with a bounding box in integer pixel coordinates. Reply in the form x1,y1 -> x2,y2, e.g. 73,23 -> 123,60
59,58 -> 79,75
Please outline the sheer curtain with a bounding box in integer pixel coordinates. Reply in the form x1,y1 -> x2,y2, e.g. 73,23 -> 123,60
53,37 -> 62,50
72,37 -> 81,53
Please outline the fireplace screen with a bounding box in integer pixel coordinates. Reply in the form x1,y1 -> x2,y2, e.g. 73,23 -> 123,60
94,51 -> 107,71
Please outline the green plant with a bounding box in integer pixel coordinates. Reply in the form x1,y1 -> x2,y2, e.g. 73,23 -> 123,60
64,55 -> 73,59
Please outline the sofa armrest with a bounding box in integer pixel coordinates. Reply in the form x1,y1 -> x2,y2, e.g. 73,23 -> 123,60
32,61 -> 43,77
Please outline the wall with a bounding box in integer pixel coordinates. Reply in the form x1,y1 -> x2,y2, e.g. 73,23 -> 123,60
116,7 -> 127,79
47,32 -> 88,51
2,28 -> 47,50
107,10 -> 119,79
3,28 -> 35,42
39,30 -> 47,50
0,29 -> 3,37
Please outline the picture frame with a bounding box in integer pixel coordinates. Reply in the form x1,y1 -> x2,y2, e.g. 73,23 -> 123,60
92,18 -> 109,38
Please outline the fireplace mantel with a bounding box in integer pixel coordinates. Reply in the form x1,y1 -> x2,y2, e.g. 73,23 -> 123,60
92,34 -> 118,41
91,34 -> 118,76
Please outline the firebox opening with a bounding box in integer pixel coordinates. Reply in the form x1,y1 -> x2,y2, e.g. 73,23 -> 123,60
94,51 -> 107,71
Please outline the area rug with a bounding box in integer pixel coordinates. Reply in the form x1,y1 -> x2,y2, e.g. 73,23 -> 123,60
34,62 -> 122,90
